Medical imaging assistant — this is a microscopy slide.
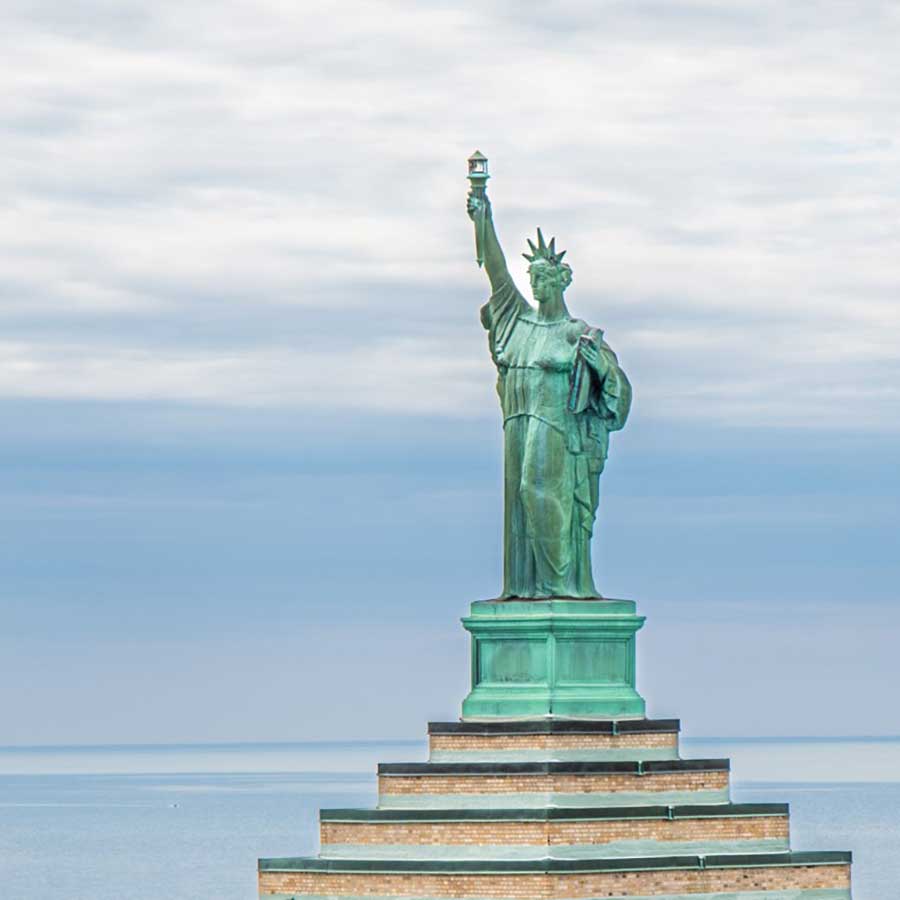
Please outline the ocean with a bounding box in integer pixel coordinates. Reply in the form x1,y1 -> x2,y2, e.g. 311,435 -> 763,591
0,737 -> 895,899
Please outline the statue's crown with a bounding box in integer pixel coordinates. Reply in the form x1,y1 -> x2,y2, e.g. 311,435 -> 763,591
523,228 -> 566,266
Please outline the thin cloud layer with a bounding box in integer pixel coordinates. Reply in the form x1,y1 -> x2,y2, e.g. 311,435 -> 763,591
2,0 -> 899,428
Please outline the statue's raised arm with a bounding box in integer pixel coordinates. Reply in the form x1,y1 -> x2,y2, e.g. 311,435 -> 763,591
466,190 -> 509,294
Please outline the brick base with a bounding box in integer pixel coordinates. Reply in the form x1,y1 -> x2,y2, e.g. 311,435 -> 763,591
259,863 -> 850,898
379,771 -> 729,797
322,814 -> 787,848
430,732 -> 679,757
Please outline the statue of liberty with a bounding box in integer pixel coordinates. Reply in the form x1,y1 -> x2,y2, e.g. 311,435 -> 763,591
467,155 -> 631,599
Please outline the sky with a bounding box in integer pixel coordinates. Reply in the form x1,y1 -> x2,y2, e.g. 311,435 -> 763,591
1,0 -> 899,745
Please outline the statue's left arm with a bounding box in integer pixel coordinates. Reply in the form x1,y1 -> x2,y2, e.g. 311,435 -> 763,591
576,334 -> 632,431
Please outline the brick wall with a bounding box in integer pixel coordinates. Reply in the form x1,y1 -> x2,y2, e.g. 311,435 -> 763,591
378,771 -> 729,796
429,733 -> 678,754
259,863 -> 849,897
320,814 -> 787,847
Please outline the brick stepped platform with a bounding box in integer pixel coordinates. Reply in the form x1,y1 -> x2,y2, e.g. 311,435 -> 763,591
259,719 -> 852,899
428,719 -> 681,762
259,853 -> 851,898
377,759 -> 731,809
318,803 -> 791,859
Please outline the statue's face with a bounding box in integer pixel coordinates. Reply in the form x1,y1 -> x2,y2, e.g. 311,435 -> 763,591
529,263 -> 558,303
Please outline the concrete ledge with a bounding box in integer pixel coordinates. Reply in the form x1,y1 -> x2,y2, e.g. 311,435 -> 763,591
260,891 -> 849,900
258,850 -> 851,873
376,789 -> 731,809
319,803 -> 787,822
429,748 -> 681,763
428,719 -> 680,735
377,759 -> 729,776
318,839 -> 791,860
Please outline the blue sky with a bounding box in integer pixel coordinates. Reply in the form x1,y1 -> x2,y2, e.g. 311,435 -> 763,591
1,0 -> 899,744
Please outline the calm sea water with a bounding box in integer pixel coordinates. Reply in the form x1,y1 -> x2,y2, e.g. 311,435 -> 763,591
0,737 -> 895,899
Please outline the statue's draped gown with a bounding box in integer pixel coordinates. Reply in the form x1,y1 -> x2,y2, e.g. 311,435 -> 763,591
481,279 -> 632,598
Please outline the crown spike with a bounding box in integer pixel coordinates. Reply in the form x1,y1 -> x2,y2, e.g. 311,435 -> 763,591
523,229 -> 568,267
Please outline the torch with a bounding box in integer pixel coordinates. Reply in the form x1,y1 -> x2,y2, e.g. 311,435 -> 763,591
467,150 -> 489,268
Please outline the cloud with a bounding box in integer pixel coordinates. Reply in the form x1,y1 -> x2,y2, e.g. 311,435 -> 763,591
0,336 -> 490,412
0,0 -> 898,431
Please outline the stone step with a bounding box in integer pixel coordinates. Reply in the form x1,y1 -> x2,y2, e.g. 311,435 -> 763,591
258,850 -> 851,899
428,719 -> 680,762
318,802 -> 789,859
376,759 -> 730,809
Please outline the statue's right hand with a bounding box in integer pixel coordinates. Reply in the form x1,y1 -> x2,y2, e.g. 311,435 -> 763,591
467,191 -> 489,222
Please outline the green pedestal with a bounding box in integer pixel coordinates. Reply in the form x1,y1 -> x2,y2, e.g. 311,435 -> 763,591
460,598 -> 646,720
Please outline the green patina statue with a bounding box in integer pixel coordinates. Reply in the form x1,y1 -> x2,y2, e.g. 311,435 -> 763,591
467,154 -> 632,600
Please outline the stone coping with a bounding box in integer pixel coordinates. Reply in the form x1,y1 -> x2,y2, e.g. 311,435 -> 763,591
259,891 -> 850,900
318,841 -> 792,861
258,850 -> 851,873
319,803 -> 787,822
377,760 -> 729,776
428,719 -> 680,735
468,598 -> 638,614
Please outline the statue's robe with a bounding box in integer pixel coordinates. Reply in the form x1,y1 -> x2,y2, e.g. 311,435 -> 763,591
481,279 -> 631,598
